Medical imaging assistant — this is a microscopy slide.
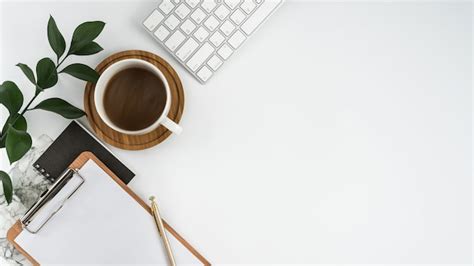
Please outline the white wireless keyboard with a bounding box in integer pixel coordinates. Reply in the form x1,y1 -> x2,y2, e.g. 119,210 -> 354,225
143,0 -> 283,83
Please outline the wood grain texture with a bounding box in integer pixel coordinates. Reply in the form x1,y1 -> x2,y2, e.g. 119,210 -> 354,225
7,221 -> 39,266
7,152 -> 210,265
84,50 -> 185,150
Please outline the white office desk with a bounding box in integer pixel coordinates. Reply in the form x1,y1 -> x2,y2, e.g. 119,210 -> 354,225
0,1 -> 472,264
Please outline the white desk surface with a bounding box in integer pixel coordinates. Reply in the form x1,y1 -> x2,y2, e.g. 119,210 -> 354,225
0,1 -> 472,264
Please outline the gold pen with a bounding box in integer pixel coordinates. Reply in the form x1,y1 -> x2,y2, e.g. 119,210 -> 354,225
149,196 -> 176,266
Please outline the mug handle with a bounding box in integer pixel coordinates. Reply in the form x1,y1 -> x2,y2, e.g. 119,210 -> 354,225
161,117 -> 182,135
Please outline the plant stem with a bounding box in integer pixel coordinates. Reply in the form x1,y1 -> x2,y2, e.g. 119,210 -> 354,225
56,56 -> 67,70
1,55 -> 69,141
19,92 -> 39,116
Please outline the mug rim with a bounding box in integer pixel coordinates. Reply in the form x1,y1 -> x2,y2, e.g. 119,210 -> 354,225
94,58 -> 172,135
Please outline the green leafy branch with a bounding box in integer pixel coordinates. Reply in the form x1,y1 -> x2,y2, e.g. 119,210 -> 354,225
0,16 -> 106,204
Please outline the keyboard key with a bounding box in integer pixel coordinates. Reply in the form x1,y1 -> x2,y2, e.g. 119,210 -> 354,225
193,26 -> 209,42
159,0 -> 175,14
242,0 -> 281,35
230,9 -> 246,25
228,30 -> 246,48
215,5 -> 230,20
165,30 -> 186,51
143,10 -> 164,31
180,19 -> 196,34
209,31 -> 225,47
145,0 -> 282,83
185,0 -> 199,8
154,25 -> 170,41
175,3 -> 191,19
220,20 -> 235,36
176,38 -> 199,61
201,0 -> 217,12
218,43 -> 233,59
207,55 -> 223,70
241,0 -> 256,14
197,66 -> 213,82
187,42 -> 214,71
164,14 -> 180,30
191,8 -> 206,23
204,15 -> 219,31
224,0 -> 240,9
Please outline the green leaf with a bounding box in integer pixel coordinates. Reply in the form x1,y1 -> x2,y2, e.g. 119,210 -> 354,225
47,15 -> 66,61
33,98 -> 86,119
16,63 -> 36,85
61,63 -> 99,83
68,21 -> 105,55
73,42 -> 103,55
0,81 -> 23,115
0,171 -> 13,204
17,63 -> 42,93
0,113 -> 27,148
36,58 -> 58,89
6,126 -> 32,164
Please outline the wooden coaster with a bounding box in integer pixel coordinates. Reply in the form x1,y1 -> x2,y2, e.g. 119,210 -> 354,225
84,50 -> 185,150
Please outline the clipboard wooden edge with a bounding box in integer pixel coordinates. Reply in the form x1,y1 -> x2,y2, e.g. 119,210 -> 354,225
7,151 -> 211,266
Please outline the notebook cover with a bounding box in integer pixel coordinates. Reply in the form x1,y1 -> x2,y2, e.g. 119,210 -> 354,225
33,121 -> 134,184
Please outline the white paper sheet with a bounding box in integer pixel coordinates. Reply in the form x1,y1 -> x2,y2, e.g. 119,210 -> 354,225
15,160 -> 201,265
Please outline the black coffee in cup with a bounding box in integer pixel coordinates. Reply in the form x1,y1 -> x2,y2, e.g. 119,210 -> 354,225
103,67 -> 167,131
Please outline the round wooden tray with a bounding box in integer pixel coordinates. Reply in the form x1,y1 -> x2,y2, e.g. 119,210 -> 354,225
84,50 -> 185,150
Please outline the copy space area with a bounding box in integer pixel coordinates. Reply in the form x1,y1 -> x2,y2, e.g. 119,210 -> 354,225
0,1 -> 471,264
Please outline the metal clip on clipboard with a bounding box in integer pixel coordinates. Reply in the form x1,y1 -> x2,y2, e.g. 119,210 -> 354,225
20,168 -> 85,234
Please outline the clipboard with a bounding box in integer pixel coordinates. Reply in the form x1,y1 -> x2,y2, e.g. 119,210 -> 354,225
7,151 -> 210,265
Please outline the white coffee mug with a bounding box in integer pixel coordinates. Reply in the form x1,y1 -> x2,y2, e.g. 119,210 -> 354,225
94,59 -> 182,135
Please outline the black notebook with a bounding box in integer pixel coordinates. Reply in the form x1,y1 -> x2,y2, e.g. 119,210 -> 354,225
33,121 -> 134,184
